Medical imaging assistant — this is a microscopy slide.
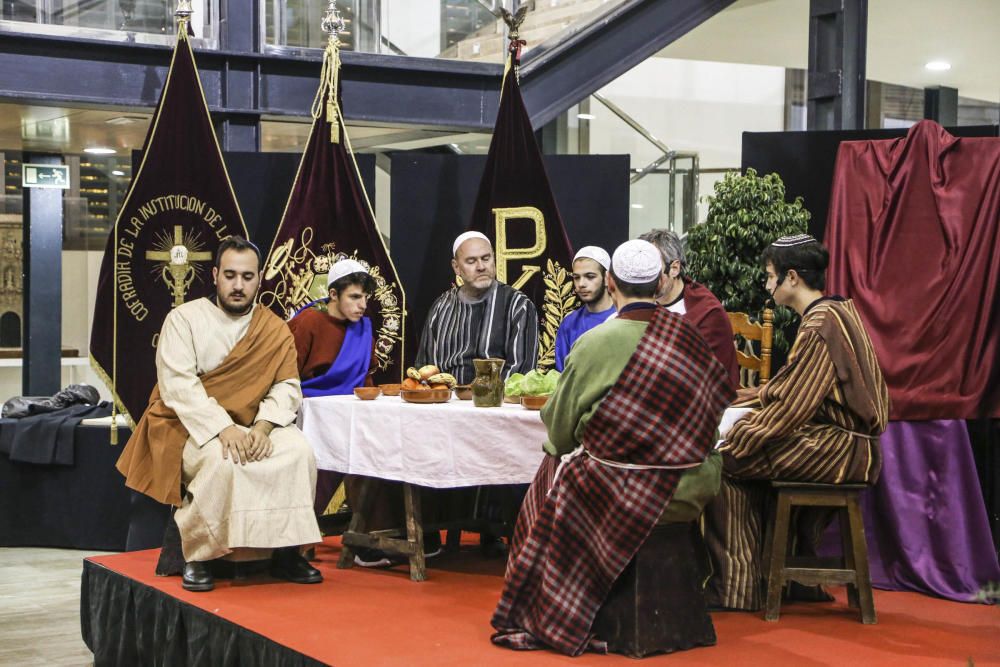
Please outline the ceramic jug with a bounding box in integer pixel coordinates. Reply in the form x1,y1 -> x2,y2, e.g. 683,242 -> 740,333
471,358 -> 505,407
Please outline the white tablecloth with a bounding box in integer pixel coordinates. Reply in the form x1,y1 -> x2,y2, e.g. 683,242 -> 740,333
298,395 -> 548,488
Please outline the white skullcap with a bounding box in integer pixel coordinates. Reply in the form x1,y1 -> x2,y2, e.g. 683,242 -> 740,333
327,258 -> 368,287
452,231 -> 491,257
611,239 -> 663,284
573,246 -> 611,271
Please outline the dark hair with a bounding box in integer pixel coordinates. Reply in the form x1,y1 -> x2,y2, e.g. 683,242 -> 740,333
215,236 -> 262,270
610,269 -> 660,298
761,241 -> 829,291
329,272 -> 376,296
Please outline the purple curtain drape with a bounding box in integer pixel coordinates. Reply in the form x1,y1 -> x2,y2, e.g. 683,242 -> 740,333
822,421 -> 1000,602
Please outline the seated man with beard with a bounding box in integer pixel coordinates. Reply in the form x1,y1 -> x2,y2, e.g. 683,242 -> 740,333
554,246 -> 616,371
116,236 -> 323,592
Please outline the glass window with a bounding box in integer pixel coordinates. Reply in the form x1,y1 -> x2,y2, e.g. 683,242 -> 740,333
0,0 -> 219,47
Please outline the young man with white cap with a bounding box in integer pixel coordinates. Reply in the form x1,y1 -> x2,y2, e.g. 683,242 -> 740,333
491,239 -> 734,655
416,231 -> 539,385
287,258 -> 377,395
288,258 -> 414,566
553,246 -> 616,371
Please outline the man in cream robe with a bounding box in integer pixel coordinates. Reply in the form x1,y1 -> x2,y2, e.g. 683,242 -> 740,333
117,237 -> 323,592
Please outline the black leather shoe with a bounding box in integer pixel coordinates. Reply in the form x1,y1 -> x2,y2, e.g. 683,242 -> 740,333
270,547 -> 323,584
182,561 -> 214,592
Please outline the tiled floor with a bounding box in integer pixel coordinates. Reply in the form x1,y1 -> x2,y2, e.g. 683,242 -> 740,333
0,547 -> 107,666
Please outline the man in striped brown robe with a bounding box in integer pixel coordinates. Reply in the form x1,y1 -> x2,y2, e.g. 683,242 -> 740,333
705,235 -> 889,610
416,231 -> 538,384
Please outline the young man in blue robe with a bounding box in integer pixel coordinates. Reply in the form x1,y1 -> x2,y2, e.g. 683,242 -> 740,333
553,246 -> 616,371
288,258 -> 376,395
289,259 -> 411,566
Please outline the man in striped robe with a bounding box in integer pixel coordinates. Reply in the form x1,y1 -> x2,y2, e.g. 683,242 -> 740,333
416,231 -> 539,384
705,235 -> 889,611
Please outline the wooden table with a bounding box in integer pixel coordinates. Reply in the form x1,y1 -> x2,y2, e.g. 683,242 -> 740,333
299,394 -> 548,580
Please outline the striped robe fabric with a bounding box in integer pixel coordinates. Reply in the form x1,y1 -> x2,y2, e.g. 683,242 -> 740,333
705,297 -> 889,610
415,281 -> 539,385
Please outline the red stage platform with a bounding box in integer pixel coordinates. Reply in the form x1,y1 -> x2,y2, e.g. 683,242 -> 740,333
81,537 -> 1000,666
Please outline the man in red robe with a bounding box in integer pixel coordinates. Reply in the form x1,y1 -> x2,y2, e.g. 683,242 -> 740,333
640,229 -> 739,390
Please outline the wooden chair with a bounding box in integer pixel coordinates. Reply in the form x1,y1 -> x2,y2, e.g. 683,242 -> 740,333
728,309 -> 774,388
763,481 -> 876,624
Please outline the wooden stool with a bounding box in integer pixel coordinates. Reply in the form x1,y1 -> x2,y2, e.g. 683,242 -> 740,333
592,522 -> 716,658
764,481 -> 876,624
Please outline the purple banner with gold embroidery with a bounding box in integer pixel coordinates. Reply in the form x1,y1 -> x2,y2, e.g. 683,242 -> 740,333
257,43 -> 406,384
466,50 -> 576,370
89,28 -> 247,422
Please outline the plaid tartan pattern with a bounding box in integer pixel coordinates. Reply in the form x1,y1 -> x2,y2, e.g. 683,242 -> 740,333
491,308 -> 735,656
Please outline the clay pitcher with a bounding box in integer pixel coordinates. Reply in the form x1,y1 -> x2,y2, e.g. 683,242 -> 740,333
471,358 -> 505,407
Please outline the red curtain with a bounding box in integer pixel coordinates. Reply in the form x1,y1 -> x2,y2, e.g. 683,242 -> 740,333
826,120 -> 1000,420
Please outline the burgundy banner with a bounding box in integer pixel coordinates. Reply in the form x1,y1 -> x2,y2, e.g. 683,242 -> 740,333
257,57 -> 406,384
89,30 -> 247,422
464,57 -> 576,370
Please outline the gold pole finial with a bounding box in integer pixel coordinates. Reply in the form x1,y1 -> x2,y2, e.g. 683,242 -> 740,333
316,1 -> 345,143
175,0 -> 193,21
321,1 -> 346,45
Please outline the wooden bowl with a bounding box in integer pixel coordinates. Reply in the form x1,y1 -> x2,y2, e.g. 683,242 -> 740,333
400,388 -> 452,404
521,395 -> 550,410
379,383 -> 402,397
354,387 -> 381,401
504,395 -> 521,404
453,385 -> 473,400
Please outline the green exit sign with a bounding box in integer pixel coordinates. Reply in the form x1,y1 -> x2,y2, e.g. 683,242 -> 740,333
22,163 -> 70,189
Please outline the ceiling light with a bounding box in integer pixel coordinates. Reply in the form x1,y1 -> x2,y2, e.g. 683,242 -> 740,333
631,204 -> 644,209
577,113 -> 596,120
84,147 -> 116,155
111,170 -> 125,176
925,61 -> 951,71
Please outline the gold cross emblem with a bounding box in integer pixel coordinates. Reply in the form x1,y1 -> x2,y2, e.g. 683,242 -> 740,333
146,225 -> 213,306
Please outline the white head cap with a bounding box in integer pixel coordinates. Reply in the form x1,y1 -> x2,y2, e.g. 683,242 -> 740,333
611,240 -> 663,284
452,231 -> 491,257
327,258 -> 368,288
573,246 -> 611,271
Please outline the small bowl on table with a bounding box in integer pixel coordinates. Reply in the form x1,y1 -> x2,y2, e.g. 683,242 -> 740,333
504,394 -> 521,404
453,385 -> 473,400
520,395 -> 550,410
354,387 -> 381,401
379,383 -> 402,397
400,388 -> 452,404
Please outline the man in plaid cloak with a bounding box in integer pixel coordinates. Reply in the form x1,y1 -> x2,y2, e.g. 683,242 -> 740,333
491,240 -> 735,656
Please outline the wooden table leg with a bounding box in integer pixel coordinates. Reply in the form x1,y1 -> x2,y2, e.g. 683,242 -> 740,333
403,483 -> 426,582
337,475 -> 374,569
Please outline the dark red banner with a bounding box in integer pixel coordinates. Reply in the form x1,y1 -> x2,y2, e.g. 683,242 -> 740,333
90,30 -> 247,422
257,54 -> 406,384
465,58 -> 576,370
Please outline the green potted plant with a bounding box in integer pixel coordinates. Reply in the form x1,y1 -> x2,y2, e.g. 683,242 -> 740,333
686,168 -> 811,357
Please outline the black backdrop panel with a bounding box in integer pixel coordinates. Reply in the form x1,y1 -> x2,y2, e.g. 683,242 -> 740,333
390,153 -> 630,366
133,150 -> 376,255
741,125 -> 999,242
